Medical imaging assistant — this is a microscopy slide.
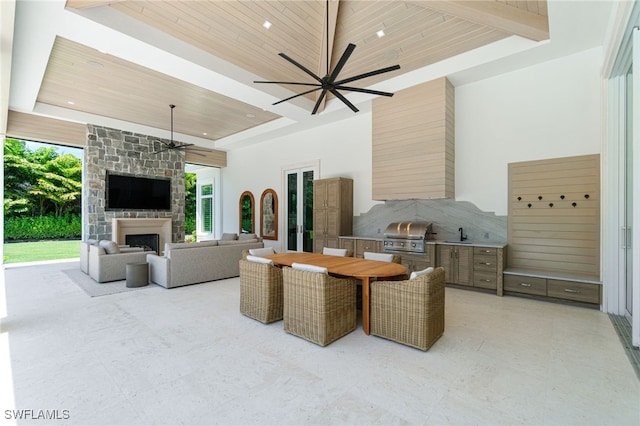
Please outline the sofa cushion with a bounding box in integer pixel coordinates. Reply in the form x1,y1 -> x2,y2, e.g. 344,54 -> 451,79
238,233 -> 257,241
410,267 -> 434,280
249,247 -> 275,257
292,263 -> 328,274
219,239 -> 257,245
246,255 -> 274,265
221,233 -> 238,241
98,240 -> 120,254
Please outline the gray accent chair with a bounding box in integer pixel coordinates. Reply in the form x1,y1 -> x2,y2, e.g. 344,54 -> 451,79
88,243 -> 148,283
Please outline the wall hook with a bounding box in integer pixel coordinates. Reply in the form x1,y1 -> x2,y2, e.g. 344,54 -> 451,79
549,203 -> 554,208
527,203 -> 532,208
517,196 -> 522,201
560,195 -> 565,200
538,196 -> 543,200
584,194 -> 590,199
572,202 -> 577,207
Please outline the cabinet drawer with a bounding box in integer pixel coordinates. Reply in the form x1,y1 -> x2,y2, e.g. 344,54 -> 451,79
474,255 -> 497,272
474,271 -> 497,289
340,238 -> 355,254
474,247 -> 498,257
547,280 -> 601,304
504,275 -> 546,296
356,239 -> 380,257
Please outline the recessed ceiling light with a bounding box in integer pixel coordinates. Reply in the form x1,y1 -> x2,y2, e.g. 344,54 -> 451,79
376,29 -> 385,38
67,101 -> 75,105
263,21 -> 272,29
87,60 -> 104,69
246,113 -> 256,119
202,132 -> 208,136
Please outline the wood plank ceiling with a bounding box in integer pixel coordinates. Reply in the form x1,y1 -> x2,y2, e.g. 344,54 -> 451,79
50,0 -> 548,144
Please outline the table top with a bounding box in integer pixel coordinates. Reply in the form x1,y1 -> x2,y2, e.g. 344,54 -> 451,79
264,252 -> 407,279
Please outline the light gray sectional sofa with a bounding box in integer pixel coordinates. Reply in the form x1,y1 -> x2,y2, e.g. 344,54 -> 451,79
146,235 -> 264,288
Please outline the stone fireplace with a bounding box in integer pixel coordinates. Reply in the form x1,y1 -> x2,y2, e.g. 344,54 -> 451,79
82,124 -> 185,244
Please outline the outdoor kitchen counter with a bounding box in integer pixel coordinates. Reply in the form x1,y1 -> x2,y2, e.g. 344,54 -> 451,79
433,240 -> 507,248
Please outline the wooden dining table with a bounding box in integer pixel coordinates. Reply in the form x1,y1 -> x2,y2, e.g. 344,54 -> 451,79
263,252 -> 407,335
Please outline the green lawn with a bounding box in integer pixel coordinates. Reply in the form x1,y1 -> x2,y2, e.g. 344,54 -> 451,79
3,240 -> 81,264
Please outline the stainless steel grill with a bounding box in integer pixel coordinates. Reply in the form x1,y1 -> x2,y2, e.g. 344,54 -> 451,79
383,221 -> 433,254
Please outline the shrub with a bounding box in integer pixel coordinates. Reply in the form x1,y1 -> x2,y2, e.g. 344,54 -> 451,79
4,213 -> 81,241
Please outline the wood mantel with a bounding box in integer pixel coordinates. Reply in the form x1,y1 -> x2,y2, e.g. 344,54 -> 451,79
112,218 -> 172,254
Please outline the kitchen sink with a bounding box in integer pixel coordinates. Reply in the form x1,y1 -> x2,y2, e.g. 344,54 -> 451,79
444,240 -> 473,244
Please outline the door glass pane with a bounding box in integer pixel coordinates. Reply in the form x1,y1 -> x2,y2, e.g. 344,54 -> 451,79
287,172 -> 298,251
303,170 -> 314,252
201,184 -> 212,196
626,65 -> 634,316
202,197 -> 213,233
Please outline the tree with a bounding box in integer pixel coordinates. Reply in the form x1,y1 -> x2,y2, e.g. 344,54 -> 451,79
184,172 -> 197,235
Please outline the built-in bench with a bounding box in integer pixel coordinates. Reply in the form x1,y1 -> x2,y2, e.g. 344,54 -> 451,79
503,267 -> 601,307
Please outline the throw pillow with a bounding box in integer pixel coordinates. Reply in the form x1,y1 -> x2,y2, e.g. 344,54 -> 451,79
249,247 -> 275,257
98,240 -> 120,254
238,233 -> 257,241
292,263 -> 328,274
410,266 -> 434,280
246,255 -> 274,265
221,233 -> 238,241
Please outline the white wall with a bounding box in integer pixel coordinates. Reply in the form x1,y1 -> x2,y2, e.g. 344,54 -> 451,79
222,112 -> 380,241
221,46 -> 604,240
455,47 -> 603,216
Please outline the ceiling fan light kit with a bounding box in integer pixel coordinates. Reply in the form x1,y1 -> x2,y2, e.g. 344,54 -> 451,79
254,0 -> 400,115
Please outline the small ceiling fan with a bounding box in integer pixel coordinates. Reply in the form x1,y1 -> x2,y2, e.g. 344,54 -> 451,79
254,0 -> 400,115
153,104 -> 210,157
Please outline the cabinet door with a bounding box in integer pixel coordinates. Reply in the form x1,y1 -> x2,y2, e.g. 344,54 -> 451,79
340,238 -> 355,254
456,246 -> 473,286
325,209 -> 341,236
437,245 -> 454,283
324,179 -> 341,209
313,180 -> 327,208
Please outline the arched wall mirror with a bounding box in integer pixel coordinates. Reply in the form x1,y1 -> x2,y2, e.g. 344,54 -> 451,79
239,191 -> 255,234
260,189 -> 278,240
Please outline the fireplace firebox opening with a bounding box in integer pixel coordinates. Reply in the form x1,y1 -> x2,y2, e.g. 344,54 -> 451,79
125,234 -> 160,254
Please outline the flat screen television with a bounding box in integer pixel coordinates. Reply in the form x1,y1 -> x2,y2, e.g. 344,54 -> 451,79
106,172 -> 171,211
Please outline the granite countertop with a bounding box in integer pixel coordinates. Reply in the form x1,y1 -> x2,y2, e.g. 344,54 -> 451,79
339,235 -> 506,248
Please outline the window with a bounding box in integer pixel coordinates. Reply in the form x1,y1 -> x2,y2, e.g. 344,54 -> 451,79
199,182 -> 214,234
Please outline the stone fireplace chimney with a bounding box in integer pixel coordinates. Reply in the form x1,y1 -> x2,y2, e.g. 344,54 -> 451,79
82,124 -> 185,243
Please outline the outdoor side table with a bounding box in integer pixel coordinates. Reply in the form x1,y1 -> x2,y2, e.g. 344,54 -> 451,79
126,262 -> 148,288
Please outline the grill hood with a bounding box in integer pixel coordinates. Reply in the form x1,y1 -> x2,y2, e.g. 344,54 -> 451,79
383,221 -> 433,240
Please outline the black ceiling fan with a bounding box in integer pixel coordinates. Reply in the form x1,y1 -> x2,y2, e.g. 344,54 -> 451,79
254,0 -> 400,115
153,104 -> 210,157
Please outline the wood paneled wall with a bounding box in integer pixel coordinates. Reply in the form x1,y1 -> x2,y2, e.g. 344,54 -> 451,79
185,150 -> 226,168
372,77 -> 454,200
507,154 -> 600,277
6,111 -> 86,147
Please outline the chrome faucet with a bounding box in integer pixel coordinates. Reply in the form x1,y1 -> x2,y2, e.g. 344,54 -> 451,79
458,227 -> 468,242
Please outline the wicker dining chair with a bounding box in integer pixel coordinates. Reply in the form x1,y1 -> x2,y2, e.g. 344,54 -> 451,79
282,265 -> 358,346
239,256 -> 283,324
370,266 -> 445,351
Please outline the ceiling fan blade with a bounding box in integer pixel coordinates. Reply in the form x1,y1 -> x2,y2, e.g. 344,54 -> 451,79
328,43 -> 356,83
311,89 -> 329,115
278,53 -> 323,83
272,86 -> 323,106
330,89 -> 359,113
254,81 -> 325,88
334,64 -> 401,86
334,85 -> 395,97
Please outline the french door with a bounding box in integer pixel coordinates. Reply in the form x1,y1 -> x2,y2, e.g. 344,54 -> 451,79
283,163 -> 317,252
